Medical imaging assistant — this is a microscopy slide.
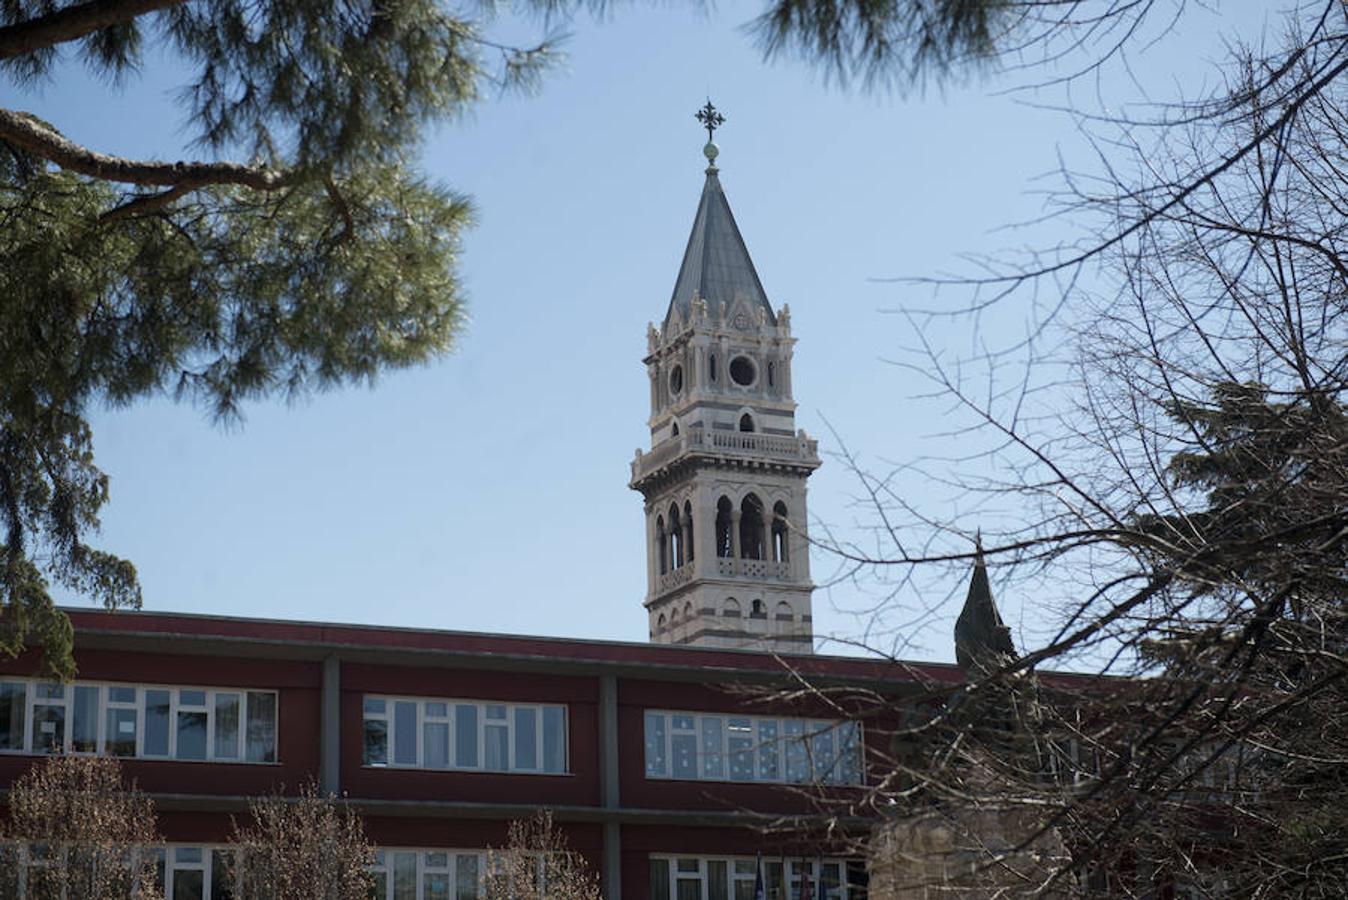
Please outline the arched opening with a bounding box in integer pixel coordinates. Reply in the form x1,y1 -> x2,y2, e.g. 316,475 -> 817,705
739,494 -> 766,560
668,504 -> 683,568
772,501 -> 790,563
684,500 -> 695,562
775,601 -> 793,621
709,354 -> 718,382
750,599 -> 766,618
768,361 -> 775,388
715,496 -> 734,558
657,613 -> 667,632
671,422 -> 679,437
656,516 -> 667,575
723,598 -> 741,617
739,413 -> 755,433
683,602 -> 694,628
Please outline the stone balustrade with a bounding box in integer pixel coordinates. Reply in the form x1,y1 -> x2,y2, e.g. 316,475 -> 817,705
631,426 -> 820,485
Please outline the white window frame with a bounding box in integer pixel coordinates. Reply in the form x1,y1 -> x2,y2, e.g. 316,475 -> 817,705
643,710 -> 864,785
7,842 -> 238,899
0,677 -> 279,764
370,847 -> 486,900
650,855 -> 862,900
362,695 -> 568,774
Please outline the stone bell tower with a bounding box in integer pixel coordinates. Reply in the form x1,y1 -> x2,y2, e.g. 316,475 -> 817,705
630,105 -> 821,653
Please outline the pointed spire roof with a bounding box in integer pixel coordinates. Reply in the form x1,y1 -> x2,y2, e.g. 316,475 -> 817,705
666,156 -> 776,330
955,535 -> 1017,671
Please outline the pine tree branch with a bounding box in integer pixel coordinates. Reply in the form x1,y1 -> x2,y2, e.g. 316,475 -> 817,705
0,0 -> 183,61
0,107 -> 286,190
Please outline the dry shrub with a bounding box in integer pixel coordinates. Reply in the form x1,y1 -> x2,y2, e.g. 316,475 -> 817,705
484,810 -> 600,900
2,755 -> 161,899
227,781 -> 374,899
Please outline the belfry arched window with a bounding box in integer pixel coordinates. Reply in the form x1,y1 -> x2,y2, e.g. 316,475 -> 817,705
709,354 -> 718,382
740,494 -> 766,561
739,413 -> 755,433
715,497 -> 734,558
668,504 -> 683,568
772,501 -> 789,563
656,516 -> 667,575
684,500 -> 694,562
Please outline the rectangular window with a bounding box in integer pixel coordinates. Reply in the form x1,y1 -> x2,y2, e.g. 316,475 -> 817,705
245,691 -> 277,763
0,679 -> 277,765
650,856 -> 862,900
360,695 -> 568,774
369,849 -> 487,900
144,689 -> 172,757
643,711 -> 864,785
214,693 -> 240,760
0,682 -> 25,751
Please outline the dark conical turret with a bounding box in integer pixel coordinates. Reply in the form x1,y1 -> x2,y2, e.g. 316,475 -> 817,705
954,537 -> 1016,671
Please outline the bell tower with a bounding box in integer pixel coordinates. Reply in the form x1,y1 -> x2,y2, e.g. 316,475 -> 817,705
630,105 -> 821,653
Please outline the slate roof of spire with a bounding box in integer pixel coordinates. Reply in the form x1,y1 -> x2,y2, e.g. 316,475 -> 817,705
666,165 -> 776,329
954,539 -> 1017,670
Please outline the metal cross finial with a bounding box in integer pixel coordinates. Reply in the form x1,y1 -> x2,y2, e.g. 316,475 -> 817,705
695,100 -> 725,142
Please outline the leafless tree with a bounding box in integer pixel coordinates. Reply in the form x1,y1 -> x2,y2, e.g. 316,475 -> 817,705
226,782 -> 375,900
796,3 -> 1348,898
483,810 -> 601,900
0,755 -> 161,899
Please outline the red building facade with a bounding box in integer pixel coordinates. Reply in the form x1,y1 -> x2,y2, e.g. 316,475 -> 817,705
0,608 -> 965,899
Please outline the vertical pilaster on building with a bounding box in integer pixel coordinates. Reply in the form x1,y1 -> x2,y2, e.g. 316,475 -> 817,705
598,674 -> 622,898
321,653 -> 341,796
630,115 -> 822,653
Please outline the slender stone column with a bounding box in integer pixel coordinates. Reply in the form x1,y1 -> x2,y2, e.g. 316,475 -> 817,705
731,509 -> 742,559
321,654 -> 341,796
599,675 -> 622,899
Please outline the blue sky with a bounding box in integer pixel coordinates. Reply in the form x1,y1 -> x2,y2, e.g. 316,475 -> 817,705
14,1 -> 1272,662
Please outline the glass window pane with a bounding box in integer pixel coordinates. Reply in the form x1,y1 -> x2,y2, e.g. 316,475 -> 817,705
672,733 -> 697,779
177,710 -> 208,760
709,861 -> 729,900
425,872 -> 450,900
644,713 -> 667,777
33,703 -> 66,754
650,859 -> 671,900
179,690 -> 207,707
837,722 -> 862,785
109,686 -> 136,704
214,693 -> 241,759
246,692 -> 277,763
784,720 -> 808,783
364,719 -> 388,766
677,880 -> 702,900
514,707 -> 537,770
758,720 -> 779,781
364,697 -> 386,716
212,849 -> 237,900
425,722 -> 450,768
485,704 -> 506,721
36,683 -> 64,700
484,724 -> 508,771
71,686 -> 99,753
0,682 -> 26,751
173,868 -> 205,900
425,702 -> 448,718
425,852 -> 448,869
106,707 -> 137,756
455,705 -> 478,767
542,706 -> 566,773
144,690 -> 171,756
727,718 -> 754,781
812,723 -> 836,782
393,701 -> 417,766
701,717 -> 724,779
672,714 -> 695,731
393,852 -> 417,900
176,847 -> 203,864
456,854 -> 479,900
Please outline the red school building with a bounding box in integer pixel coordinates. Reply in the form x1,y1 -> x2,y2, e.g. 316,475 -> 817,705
0,607 -> 971,899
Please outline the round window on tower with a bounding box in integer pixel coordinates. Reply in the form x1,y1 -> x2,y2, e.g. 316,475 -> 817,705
729,355 -> 756,387
669,364 -> 684,395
